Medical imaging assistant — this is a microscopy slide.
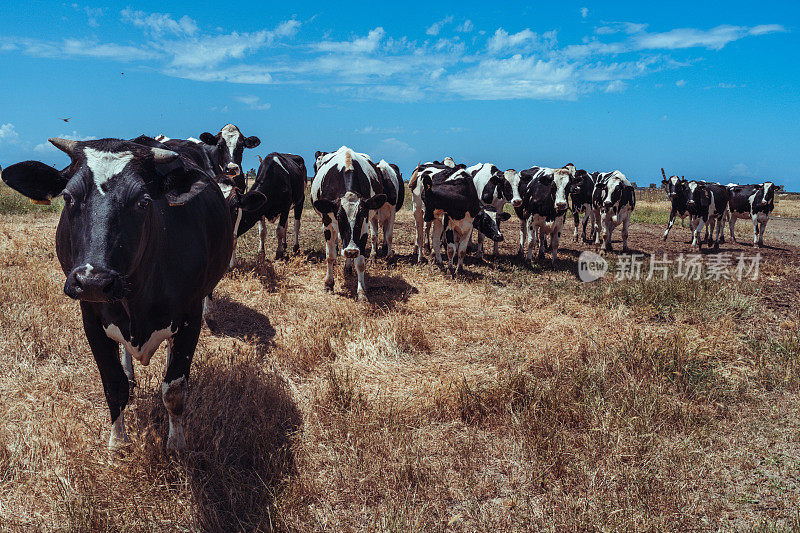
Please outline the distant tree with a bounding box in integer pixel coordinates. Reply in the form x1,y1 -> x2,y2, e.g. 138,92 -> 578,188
650,183 -> 657,188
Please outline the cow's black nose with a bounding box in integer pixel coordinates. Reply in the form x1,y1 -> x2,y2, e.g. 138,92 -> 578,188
512,200 -> 522,207
65,266 -> 125,302
343,248 -> 359,259
496,234 -> 504,242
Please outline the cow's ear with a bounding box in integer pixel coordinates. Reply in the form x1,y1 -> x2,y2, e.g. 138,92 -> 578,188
563,163 -> 576,175
244,136 -> 260,149
364,193 -> 387,210
240,190 -> 267,212
1,161 -> 68,202
313,199 -> 338,213
164,176 -> 210,206
199,132 -> 217,145
498,212 -> 512,221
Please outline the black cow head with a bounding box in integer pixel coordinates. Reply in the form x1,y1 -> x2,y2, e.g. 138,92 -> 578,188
313,191 -> 386,258
2,138 -> 209,303
685,181 -> 711,211
474,207 -> 511,242
199,124 -> 260,175
570,169 -> 590,196
661,168 -> 687,200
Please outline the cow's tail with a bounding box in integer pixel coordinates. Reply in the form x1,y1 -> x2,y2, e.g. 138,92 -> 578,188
661,167 -> 667,180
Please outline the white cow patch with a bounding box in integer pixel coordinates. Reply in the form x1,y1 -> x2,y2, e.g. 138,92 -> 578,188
218,182 -> 234,199
103,324 -> 175,366
84,148 -> 134,195
311,146 -> 379,204
220,124 -> 240,159
273,156 -> 288,173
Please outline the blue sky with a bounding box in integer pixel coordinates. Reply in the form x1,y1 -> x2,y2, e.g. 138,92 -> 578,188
0,1 -> 798,189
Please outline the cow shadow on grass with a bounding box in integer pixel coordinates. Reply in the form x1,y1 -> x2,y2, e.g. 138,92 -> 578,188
129,355 -> 301,532
230,256 -> 283,292
339,271 -> 419,309
207,296 -> 276,351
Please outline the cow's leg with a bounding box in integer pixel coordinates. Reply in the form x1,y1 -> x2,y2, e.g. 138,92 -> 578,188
430,218 -> 445,265
275,211 -> 289,259
229,238 -> 238,269
622,215 -> 631,252
323,224 -> 337,291
354,254 -> 368,301
202,294 -> 216,330
692,218 -> 705,251
424,220 -> 432,254
492,219 -> 500,257
413,205 -> 425,262
476,229 -> 485,261
258,217 -> 268,260
663,210 -> 676,241
384,209 -> 396,259
519,219 -> 528,256
445,229 -> 456,272
162,314 -> 201,452
122,348 -> 135,390
593,209 -> 603,246
81,304 -> 129,450
751,214 -> 760,248
551,226 -> 561,265
457,231 -> 469,273
292,201 -> 303,254
729,216 -> 738,243
757,214 -> 768,247
370,214 -> 380,259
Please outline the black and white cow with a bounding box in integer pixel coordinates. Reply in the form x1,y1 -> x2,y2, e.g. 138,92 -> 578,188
682,181 -> 730,250
515,164 -> 576,264
234,153 -> 307,260
727,182 -> 775,247
466,163 -> 514,258
1,137 -> 233,451
661,168 -> 690,241
591,171 -> 635,252
408,159 -> 462,258
198,123 -> 261,177
410,164 -> 509,273
310,146 -> 386,300
372,160 -> 404,258
569,169 -> 595,243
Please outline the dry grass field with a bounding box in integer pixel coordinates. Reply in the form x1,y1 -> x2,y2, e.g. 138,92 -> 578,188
1,182 -> 800,531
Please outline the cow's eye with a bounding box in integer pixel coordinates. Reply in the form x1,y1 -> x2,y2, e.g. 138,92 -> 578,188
62,192 -> 77,209
137,195 -> 152,210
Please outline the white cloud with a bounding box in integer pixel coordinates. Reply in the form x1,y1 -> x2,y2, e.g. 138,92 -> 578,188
9,37 -> 157,61
426,16 -> 453,36
376,138 -> 416,158
121,9 -> 198,37
675,79 -> 686,87
580,7 -> 589,19
632,24 -> 786,51
729,163 -> 755,178
274,19 -> 301,38
486,28 -> 550,55
0,123 -> 19,143
354,126 -> 404,135
34,131 -> 97,153
167,31 -> 273,68
314,27 -> 386,54
457,20 -> 474,33
72,5 -> 103,27
235,95 -> 271,111
604,80 -> 627,93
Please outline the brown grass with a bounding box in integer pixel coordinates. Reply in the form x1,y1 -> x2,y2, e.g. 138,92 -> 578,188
1,187 -> 800,531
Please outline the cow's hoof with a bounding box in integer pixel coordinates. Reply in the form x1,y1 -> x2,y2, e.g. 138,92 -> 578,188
292,244 -> 300,254
356,291 -> 368,302
324,279 -> 334,292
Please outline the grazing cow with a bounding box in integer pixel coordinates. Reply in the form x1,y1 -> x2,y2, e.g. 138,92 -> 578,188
234,153 -> 307,259
372,160 -> 404,258
2,137 -> 233,451
683,181 -> 730,250
661,168 -> 690,241
727,182 -> 775,247
591,171 -> 635,252
569,169 -> 595,242
515,164 -> 576,264
466,163 -> 514,258
310,146 -> 386,300
411,164 -> 509,273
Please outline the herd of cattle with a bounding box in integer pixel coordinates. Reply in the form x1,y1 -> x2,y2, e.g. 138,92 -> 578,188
0,123 -> 779,453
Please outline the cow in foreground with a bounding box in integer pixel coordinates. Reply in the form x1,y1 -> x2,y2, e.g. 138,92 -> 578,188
661,168 -> 690,241
310,147 -> 386,300
592,171 -> 635,252
515,164 -> 576,264
569,169 -> 595,243
234,153 -> 307,260
411,164 -> 509,273
466,163 -> 517,259
727,182 -> 776,247
683,180 -> 730,250
2,137 -> 233,452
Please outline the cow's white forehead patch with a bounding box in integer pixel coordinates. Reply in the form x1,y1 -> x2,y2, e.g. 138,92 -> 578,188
84,148 -> 134,195
220,124 -> 241,158
688,181 -> 698,193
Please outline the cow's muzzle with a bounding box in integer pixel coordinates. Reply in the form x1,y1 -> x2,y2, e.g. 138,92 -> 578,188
512,199 -> 523,208
555,202 -> 568,212
342,248 -> 360,259
64,265 -> 125,302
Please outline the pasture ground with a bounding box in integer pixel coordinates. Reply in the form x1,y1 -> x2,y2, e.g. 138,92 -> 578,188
1,183 -> 800,531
